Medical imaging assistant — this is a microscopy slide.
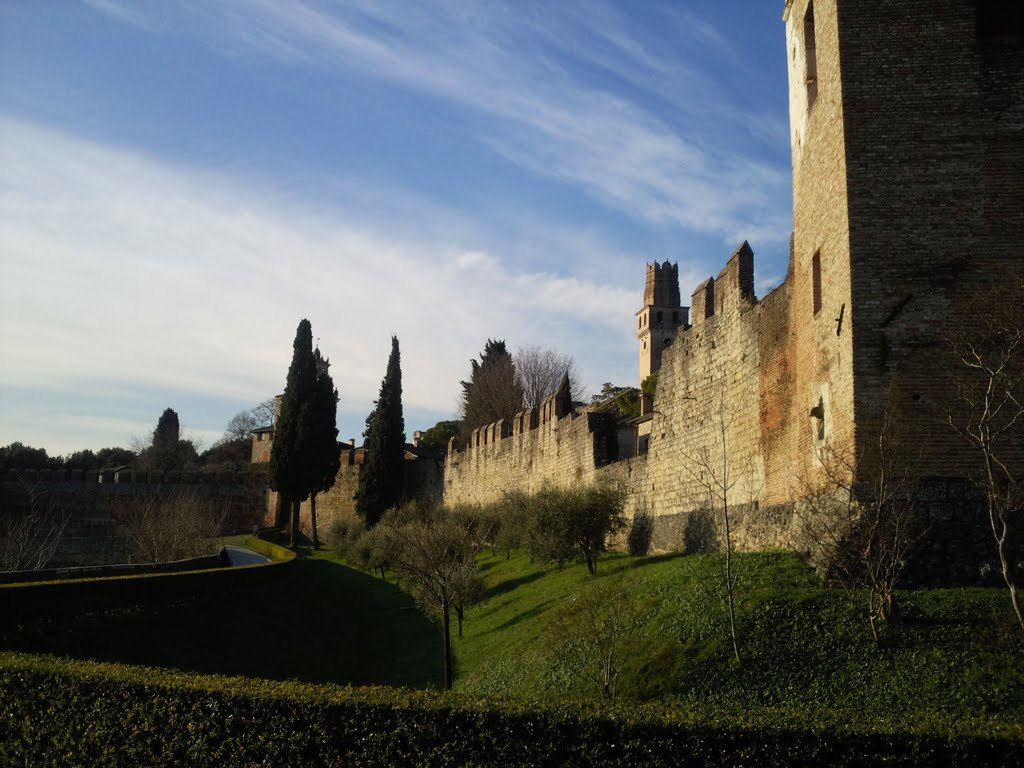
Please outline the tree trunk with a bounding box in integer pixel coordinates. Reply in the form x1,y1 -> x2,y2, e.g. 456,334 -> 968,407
274,493 -> 288,530
990,490 -> 1024,633
310,492 -> 320,550
289,500 -> 300,548
442,597 -> 453,690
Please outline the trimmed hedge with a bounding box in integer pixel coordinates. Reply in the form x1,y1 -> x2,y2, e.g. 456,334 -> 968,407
1,652 -> 1020,767
232,534 -> 295,563
0,539 -> 295,638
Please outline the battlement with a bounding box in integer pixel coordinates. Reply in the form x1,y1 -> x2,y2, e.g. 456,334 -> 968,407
448,387 -> 575,458
2,467 -> 263,487
688,241 -> 755,327
643,260 -> 681,307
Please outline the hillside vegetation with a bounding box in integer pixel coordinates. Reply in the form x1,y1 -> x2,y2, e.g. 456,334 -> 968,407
3,541 -> 1021,722
452,550 -> 1023,718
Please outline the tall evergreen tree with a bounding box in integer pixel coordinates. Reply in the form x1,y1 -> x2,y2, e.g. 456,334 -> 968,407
458,339 -> 523,445
356,336 -> 405,527
270,319 -> 319,546
151,408 -> 182,471
308,348 -> 340,549
556,370 -> 572,415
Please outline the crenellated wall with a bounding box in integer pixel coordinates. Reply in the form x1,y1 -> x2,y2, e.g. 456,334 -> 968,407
443,241 -> 810,554
444,390 -> 619,506
441,0 -> 1023,581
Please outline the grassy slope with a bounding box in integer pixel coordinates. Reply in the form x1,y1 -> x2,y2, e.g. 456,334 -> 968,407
5,539 -> 1021,721
3,545 -> 441,689
452,550 -> 1024,719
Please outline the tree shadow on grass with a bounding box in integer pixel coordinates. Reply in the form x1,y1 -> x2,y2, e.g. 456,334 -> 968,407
626,553 -> 685,570
484,571 -> 546,600
483,600 -> 555,634
4,557 -> 442,689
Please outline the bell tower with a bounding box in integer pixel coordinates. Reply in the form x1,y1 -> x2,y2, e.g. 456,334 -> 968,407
636,261 -> 687,384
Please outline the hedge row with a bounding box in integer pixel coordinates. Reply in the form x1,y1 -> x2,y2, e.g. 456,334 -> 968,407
234,534 -> 295,562
1,652 -> 1019,767
0,539 -> 295,638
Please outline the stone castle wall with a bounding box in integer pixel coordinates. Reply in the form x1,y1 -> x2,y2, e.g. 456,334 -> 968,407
260,444 -> 444,539
244,1 -> 1019,583
444,243 -> 806,554
443,394 -> 619,507
440,1 -> 1022,574
1,468 -> 266,567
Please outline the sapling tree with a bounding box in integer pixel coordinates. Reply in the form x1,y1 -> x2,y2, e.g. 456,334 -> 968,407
943,275 -> 1024,633
377,502 -> 491,689
797,396 -> 926,647
675,388 -> 759,666
547,575 -> 639,701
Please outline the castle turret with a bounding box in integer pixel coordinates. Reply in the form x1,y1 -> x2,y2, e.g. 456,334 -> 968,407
636,261 -> 688,384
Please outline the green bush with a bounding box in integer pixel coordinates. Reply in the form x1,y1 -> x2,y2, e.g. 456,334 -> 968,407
0,652 -> 1019,767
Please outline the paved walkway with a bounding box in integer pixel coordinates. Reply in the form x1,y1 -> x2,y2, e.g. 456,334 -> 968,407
224,545 -> 271,566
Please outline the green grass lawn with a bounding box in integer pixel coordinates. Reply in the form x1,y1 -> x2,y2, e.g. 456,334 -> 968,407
3,544 -> 441,689
5,540 -> 1022,722
452,549 -> 1024,719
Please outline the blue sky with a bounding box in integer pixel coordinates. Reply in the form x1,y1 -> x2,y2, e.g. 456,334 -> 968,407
0,0 -> 793,455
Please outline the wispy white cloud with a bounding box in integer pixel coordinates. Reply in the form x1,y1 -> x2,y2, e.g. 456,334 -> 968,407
0,116 -> 638,448
82,0 -> 791,248
80,0 -> 157,32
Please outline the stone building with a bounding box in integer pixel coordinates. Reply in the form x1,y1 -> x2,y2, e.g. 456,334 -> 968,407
443,0 -> 1023,578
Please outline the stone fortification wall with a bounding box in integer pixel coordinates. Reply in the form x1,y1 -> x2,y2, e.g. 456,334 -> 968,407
1,468 -> 266,567
262,445 -> 444,539
827,0 -> 1023,478
443,243 -> 804,555
634,243 -> 802,552
444,391 -> 618,507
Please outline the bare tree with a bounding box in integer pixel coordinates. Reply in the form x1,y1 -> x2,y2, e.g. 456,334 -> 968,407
797,398 -> 927,647
378,502 -> 492,689
223,409 -> 262,444
943,276 -> 1024,633
0,479 -> 70,571
676,390 -> 758,666
114,490 -> 225,563
253,398 -> 277,429
547,576 -> 639,701
514,345 -> 584,410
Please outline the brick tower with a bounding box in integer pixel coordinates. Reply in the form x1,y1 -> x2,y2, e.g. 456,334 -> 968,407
783,0 -> 1023,475
636,261 -> 688,384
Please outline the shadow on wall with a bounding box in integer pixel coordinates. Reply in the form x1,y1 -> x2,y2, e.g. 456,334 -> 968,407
683,509 -> 718,554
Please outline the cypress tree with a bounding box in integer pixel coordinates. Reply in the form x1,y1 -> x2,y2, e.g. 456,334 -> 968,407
308,348 -> 340,549
270,319 -> 319,546
356,335 -> 405,527
151,408 -> 182,471
556,370 -> 572,416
